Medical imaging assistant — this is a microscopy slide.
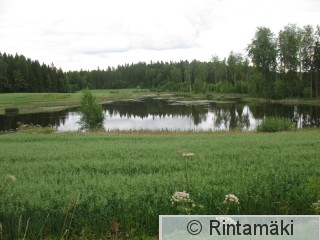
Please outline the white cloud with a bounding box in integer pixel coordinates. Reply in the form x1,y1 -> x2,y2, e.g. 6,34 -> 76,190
0,0 -> 319,70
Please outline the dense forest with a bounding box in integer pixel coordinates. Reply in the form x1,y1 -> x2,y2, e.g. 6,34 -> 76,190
0,24 -> 319,99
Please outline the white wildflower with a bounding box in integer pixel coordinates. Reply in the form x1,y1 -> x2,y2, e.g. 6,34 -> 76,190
171,191 -> 191,204
6,175 -> 17,182
182,153 -> 194,157
172,176 -> 180,182
223,194 -> 239,204
216,216 -> 237,225
312,200 -> 320,213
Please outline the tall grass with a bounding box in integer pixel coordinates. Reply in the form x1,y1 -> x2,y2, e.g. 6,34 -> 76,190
0,130 -> 319,238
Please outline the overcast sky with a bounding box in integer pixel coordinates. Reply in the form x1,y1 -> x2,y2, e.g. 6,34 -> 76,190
0,0 -> 319,71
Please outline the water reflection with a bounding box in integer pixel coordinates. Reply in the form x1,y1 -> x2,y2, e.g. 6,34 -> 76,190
211,105 -> 256,131
0,109 -> 75,132
0,98 -> 319,132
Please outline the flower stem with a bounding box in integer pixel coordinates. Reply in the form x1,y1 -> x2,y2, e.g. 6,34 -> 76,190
184,159 -> 189,192
224,202 -> 231,215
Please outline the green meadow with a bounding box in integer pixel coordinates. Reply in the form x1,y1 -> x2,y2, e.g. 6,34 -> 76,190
0,130 -> 319,239
0,89 -> 152,115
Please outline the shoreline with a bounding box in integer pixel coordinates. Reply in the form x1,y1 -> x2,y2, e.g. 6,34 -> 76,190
1,90 -> 320,115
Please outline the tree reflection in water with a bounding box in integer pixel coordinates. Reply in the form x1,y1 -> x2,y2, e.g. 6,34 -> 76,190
0,98 -> 319,132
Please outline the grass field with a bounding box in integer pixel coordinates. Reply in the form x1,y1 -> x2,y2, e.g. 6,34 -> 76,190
0,89 -> 154,115
0,130 -> 319,239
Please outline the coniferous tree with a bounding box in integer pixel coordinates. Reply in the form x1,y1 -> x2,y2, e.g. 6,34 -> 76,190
0,24 -> 319,99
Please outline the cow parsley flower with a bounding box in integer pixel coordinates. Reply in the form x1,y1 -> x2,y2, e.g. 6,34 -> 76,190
223,194 -> 239,204
312,200 -> 320,214
6,175 -> 17,182
171,191 -> 191,204
182,153 -> 194,157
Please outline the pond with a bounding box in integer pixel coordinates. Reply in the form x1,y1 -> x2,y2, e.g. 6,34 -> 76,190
1,97 -> 320,132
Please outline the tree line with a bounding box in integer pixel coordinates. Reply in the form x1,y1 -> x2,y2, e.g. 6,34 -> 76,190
1,24 -> 319,99
0,53 -> 68,93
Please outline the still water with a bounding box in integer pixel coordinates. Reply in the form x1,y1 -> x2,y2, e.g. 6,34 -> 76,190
1,97 -> 319,132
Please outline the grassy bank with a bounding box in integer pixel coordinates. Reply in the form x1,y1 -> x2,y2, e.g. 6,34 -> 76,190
178,92 -> 320,105
1,90 -> 320,115
0,89 -> 155,115
0,130 -> 319,239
